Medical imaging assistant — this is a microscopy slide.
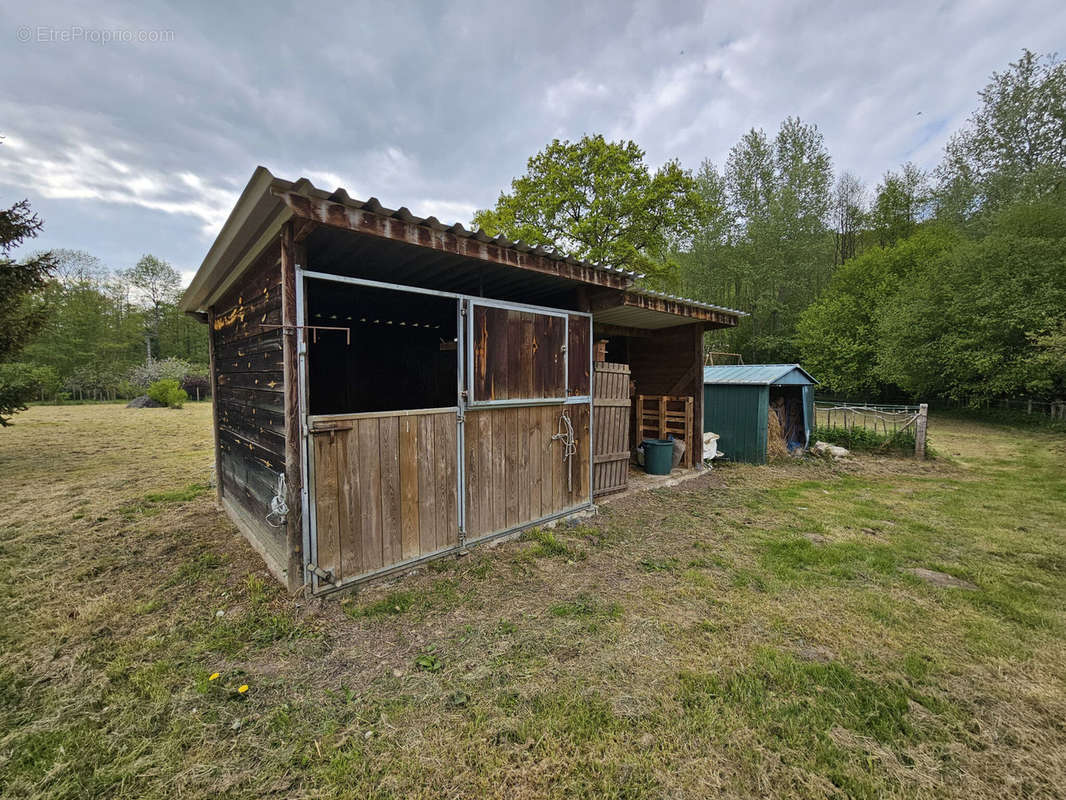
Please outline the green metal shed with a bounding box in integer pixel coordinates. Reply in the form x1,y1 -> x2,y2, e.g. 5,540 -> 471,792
703,364 -> 818,464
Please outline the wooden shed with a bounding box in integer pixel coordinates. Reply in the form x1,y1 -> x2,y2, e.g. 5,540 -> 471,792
179,167 -> 744,594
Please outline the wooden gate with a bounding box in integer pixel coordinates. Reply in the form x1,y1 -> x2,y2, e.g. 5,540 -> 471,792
593,362 -> 631,496
308,409 -> 459,586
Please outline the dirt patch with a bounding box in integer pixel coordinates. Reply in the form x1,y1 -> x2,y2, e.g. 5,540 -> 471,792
905,567 -> 979,590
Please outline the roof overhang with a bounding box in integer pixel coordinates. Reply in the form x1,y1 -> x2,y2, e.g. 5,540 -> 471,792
180,167 -> 643,313
179,167 -> 291,313
593,288 -> 745,331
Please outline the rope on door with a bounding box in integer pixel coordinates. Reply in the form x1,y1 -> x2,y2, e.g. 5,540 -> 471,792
551,412 -> 576,493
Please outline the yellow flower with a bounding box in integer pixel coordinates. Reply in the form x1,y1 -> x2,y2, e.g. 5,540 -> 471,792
237,684 -> 249,694
209,672 -> 220,681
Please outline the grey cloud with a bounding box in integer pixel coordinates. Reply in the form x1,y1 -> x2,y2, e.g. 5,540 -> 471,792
1,0 -> 1063,280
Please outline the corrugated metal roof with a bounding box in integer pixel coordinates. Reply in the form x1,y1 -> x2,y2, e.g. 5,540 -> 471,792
273,173 -> 642,280
703,364 -> 818,385
628,286 -> 747,318
180,166 -> 748,320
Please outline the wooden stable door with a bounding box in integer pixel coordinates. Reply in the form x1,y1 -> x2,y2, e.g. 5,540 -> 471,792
302,278 -> 593,593
308,409 -> 459,586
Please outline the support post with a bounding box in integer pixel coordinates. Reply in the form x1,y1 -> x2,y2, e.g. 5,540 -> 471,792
280,222 -> 305,593
915,403 -> 928,459
691,323 -> 704,467
207,307 -> 223,506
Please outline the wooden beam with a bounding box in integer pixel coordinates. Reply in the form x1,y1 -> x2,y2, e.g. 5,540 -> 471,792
293,219 -> 317,243
621,293 -> 739,327
593,322 -> 655,339
274,190 -> 633,291
280,221 -> 304,594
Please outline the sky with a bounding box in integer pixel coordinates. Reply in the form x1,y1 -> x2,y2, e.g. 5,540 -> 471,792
2,1 -> 1064,286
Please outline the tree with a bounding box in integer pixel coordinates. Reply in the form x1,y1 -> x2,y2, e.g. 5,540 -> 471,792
0,200 -> 56,362
877,204 -> 1066,400
871,163 -> 927,248
832,171 -> 867,264
684,117 -> 833,362
21,250 -> 144,381
796,228 -> 957,398
122,254 -> 181,360
935,50 -> 1066,222
472,135 -> 707,288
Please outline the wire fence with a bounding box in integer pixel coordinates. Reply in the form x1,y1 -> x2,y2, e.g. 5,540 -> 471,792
938,397 -> 1066,419
813,400 -> 929,458
813,401 -> 921,434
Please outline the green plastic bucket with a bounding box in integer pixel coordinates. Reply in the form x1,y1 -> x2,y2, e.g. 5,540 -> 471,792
642,438 -> 673,475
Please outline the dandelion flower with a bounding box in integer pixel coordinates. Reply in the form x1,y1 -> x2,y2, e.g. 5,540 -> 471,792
209,672 -> 220,681
238,684 -> 249,694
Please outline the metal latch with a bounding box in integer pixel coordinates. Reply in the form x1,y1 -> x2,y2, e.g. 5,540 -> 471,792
306,563 -> 334,584
310,421 -> 353,443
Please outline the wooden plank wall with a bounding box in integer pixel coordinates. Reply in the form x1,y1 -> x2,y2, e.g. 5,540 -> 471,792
310,410 -> 459,584
464,403 -> 590,540
592,362 -> 631,496
567,315 -> 591,396
211,242 -> 288,573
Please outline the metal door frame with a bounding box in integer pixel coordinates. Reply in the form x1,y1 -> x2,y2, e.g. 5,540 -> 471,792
296,270 -> 594,592
296,270 -> 466,593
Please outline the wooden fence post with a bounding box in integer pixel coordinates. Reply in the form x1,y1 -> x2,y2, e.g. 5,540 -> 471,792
915,403 -> 929,459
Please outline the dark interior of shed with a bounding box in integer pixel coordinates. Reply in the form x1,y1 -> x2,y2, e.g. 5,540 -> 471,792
306,279 -> 458,415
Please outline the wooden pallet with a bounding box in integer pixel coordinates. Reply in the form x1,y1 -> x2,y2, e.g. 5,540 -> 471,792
636,395 -> 694,468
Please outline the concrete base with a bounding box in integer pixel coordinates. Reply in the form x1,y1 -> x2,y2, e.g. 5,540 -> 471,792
596,464 -> 706,505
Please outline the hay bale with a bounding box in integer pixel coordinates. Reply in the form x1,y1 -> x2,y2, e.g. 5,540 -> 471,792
767,403 -> 789,461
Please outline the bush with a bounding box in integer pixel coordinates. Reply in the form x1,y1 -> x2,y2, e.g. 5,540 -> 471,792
0,363 -> 39,426
147,379 -> 188,409
129,357 -> 195,391
812,424 -> 917,455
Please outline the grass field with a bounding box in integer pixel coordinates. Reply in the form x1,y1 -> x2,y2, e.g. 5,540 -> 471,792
1,404 -> 1065,799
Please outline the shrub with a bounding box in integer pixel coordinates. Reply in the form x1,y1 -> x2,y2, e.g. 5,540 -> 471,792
0,363 -> 38,426
129,357 -> 194,391
812,424 -> 917,455
147,379 -> 188,409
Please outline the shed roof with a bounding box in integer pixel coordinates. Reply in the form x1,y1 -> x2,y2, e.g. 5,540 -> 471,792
179,168 -> 746,331
703,364 -> 818,386
180,167 -> 640,313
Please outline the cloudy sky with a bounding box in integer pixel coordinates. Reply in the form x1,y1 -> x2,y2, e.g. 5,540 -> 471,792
2,1 -> 1063,285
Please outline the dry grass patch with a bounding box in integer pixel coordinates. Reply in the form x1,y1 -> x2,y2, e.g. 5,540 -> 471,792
1,405 -> 1065,798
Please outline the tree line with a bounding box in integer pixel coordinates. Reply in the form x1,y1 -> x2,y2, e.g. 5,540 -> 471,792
0,217 -> 208,423
2,49 -> 1062,424
477,49 -> 1066,404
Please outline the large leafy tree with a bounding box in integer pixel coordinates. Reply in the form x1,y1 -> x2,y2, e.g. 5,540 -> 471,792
795,228 -> 957,397
877,201 -> 1066,400
472,135 -> 706,288
936,50 -> 1066,222
681,117 -> 833,362
121,254 -> 181,360
871,163 -> 927,248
